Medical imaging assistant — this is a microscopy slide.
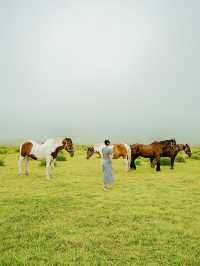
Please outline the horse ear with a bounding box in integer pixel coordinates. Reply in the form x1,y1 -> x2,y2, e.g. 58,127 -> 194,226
62,139 -> 67,146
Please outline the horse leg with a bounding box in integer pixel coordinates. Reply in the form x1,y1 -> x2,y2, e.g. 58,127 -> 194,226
124,146 -> 131,171
171,156 -> 175,170
123,157 -> 129,171
155,156 -> 161,171
18,155 -> 25,176
150,158 -> 154,168
130,156 -> 137,170
24,157 -> 29,176
151,158 -> 157,168
51,158 -> 56,169
46,156 -> 52,179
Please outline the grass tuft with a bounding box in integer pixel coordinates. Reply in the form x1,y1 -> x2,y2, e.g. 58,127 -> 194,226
0,159 -> 5,166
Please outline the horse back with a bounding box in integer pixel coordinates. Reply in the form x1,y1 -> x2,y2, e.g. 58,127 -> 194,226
131,144 -> 159,157
112,144 -> 128,158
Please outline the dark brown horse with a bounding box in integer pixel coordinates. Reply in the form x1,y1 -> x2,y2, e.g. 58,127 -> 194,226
130,139 -> 176,171
150,143 -> 192,169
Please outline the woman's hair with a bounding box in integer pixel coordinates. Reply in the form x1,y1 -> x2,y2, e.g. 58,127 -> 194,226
104,139 -> 111,146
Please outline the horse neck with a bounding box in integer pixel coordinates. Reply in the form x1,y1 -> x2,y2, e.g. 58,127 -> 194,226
94,143 -> 104,153
176,144 -> 184,152
43,139 -> 63,150
159,143 -> 171,149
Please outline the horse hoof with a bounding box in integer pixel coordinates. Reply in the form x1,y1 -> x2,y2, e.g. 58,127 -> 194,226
25,173 -> 29,176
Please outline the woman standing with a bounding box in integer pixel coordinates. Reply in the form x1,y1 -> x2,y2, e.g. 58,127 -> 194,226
102,139 -> 114,190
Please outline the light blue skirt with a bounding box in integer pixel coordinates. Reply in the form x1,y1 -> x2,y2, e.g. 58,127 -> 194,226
102,160 -> 114,184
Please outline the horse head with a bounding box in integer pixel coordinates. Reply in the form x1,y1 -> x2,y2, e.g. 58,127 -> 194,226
86,147 -> 94,159
62,138 -> 74,157
171,138 -> 176,145
183,144 -> 192,157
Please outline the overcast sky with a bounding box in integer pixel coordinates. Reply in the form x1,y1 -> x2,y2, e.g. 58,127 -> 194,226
0,0 -> 199,144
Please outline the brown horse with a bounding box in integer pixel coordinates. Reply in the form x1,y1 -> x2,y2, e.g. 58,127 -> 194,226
150,143 -> 192,169
130,139 -> 176,171
86,143 -> 131,170
18,137 -> 74,179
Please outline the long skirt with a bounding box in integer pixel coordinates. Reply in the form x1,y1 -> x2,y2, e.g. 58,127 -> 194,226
102,160 -> 114,184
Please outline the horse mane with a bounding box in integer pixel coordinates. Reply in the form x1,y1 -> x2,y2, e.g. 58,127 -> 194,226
152,139 -> 176,145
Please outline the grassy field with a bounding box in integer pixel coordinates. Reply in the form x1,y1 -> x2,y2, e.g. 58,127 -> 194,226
0,146 -> 200,266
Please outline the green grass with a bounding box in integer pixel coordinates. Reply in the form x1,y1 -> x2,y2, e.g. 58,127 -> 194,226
191,147 -> 200,160
191,146 -> 200,159
191,154 -> 200,160
0,147 -> 200,265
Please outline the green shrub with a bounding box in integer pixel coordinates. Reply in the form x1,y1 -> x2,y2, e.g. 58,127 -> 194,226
0,159 -> 5,166
0,146 -> 7,149
160,158 -> 171,166
75,144 -> 85,150
0,149 -> 7,155
39,160 -> 46,167
159,155 -> 186,165
56,154 -> 66,161
135,159 -> 141,166
175,155 -> 186,163
15,147 -> 20,153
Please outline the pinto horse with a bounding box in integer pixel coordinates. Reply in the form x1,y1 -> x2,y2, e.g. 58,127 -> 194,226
130,139 -> 176,171
18,137 -> 74,179
86,143 -> 131,171
150,143 -> 192,169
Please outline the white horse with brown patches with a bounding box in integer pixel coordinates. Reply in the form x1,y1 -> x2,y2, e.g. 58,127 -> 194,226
86,143 -> 131,171
18,137 -> 74,179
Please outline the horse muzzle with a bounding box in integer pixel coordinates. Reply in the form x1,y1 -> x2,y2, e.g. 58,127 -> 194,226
68,150 -> 74,157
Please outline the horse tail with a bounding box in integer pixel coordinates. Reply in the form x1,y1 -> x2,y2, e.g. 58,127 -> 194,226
19,143 -> 23,156
124,143 -> 131,169
127,145 -> 132,169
